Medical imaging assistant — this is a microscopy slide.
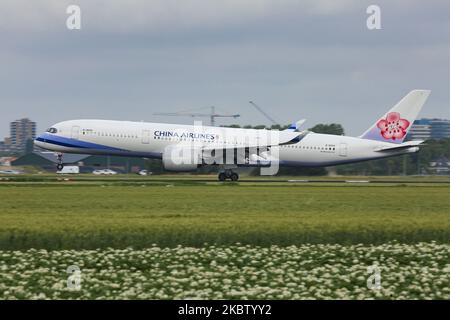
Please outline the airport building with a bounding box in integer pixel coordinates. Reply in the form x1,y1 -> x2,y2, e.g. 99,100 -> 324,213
407,118 -> 450,141
9,118 -> 36,152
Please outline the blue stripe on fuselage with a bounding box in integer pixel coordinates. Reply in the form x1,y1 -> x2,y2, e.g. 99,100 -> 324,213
36,133 -> 125,152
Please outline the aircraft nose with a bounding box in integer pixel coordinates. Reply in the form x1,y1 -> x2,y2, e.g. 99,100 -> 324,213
34,134 -> 46,148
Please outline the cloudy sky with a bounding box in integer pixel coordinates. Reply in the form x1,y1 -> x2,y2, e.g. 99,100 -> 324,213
1,0 -> 449,138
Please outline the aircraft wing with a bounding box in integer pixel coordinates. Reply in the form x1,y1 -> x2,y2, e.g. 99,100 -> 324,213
197,130 -> 309,166
201,130 -> 309,152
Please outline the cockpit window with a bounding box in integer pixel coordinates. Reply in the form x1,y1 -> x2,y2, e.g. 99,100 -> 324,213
46,128 -> 57,134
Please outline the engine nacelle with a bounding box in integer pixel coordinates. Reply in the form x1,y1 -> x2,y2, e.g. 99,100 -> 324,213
162,145 -> 201,171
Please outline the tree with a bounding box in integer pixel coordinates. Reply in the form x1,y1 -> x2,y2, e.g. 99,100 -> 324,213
269,124 -> 291,130
336,139 -> 450,176
145,159 -> 164,174
253,125 -> 267,130
25,139 -> 34,154
308,123 -> 344,135
276,166 -> 327,176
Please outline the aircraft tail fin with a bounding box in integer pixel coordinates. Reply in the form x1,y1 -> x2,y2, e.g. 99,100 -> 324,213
359,90 -> 430,144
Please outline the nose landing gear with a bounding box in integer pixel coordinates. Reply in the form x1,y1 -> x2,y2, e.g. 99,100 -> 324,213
218,169 -> 239,181
56,153 -> 64,171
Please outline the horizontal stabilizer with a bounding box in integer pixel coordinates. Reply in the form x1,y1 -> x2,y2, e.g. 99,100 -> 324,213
374,140 -> 424,152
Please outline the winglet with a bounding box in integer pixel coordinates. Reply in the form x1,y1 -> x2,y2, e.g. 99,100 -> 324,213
286,119 -> 307,132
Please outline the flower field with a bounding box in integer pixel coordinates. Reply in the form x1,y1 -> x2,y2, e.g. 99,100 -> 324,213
1,242 -> 448,300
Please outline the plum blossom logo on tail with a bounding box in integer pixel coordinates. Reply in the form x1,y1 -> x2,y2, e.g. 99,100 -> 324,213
376,112 -> 410,141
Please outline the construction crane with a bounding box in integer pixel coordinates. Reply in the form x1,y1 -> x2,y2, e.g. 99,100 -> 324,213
153,106 -> 240,127
249,101 -> 278,125
250,100 -> 307,131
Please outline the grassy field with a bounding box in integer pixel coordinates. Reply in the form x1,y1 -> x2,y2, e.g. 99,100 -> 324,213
0,176 -> 449,249
1,175 -> 449,300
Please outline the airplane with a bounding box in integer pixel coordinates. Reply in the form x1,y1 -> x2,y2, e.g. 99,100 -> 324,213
34,90 -> 430,181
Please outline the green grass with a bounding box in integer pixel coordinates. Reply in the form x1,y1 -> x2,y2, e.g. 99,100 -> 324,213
0,181 -> 449,249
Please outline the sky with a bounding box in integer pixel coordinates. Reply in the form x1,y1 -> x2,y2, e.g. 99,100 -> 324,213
0,0 -> 449,138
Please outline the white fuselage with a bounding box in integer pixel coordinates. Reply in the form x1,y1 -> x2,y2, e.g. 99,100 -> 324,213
34,119 -> 418,168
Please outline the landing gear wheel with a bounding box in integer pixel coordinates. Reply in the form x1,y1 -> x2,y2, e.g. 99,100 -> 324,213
218,169 -> 239,181
55,153 -> 64,172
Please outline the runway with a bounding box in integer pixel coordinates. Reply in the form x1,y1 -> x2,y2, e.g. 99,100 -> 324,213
1,174 -> 450,185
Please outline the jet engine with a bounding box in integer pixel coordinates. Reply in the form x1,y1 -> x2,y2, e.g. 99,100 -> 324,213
162,145 -> 201,171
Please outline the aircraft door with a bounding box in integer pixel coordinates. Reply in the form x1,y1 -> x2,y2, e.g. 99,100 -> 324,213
339,143 -> 347,157
142,130 -> 150,144
71,126 -> 80,139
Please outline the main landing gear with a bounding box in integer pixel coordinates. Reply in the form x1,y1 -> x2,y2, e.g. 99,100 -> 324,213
56,153 -> 64,171
218,169 -> 239,182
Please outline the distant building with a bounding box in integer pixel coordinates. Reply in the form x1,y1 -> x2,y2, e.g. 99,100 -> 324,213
428,156 -> 450,175
9,118 -> 36,152
0,157 -> 17,166
0,138 -> 12,153
407,118 -> 450,141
